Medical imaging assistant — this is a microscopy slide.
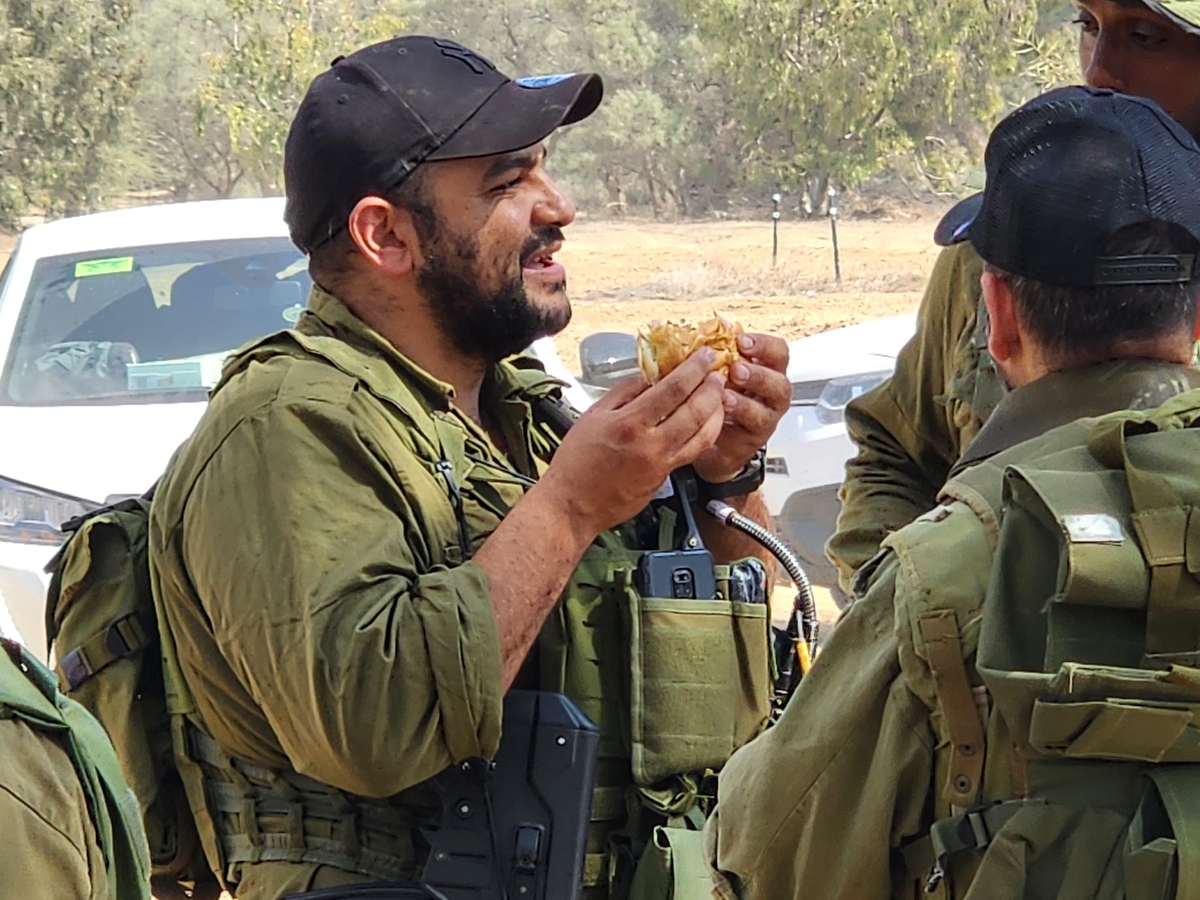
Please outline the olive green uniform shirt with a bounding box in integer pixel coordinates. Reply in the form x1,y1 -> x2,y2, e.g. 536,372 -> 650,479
150,288 -> 564,897
2,676 -> 110,900
0,639 -> 150,900
827,241 -> 999,591
706,360 -> 1200,900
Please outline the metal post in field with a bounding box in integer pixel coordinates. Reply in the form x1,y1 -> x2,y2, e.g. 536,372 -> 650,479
771,192 -> 782,267
827,185 -> 842,287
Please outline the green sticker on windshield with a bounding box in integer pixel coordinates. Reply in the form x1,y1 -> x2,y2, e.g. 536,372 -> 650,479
74,256 -> 134,278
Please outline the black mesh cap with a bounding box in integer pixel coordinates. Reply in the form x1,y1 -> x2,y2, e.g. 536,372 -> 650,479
284,35 -> 603,253
963,87 -> 1200,287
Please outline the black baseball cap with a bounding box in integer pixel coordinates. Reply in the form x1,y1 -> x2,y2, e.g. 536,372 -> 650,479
284,36 -> 604,253
935,86 -> 1200,287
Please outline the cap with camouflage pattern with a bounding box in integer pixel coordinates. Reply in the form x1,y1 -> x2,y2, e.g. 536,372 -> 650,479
1143,0 -> 1200,34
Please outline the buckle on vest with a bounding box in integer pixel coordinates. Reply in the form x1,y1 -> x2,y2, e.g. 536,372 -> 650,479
58,612 -> 149,691
59,649 -> 91,692
104,612 -> 147,657
927,799 -> 1043,889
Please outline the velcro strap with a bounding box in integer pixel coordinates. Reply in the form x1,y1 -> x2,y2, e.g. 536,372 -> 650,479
1028,699 -> 1197,763
919,612 -> 986,807
57,612 -> 151,691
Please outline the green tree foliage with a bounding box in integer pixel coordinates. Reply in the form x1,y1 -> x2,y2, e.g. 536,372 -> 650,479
1014,0 -> 1079,95
681,0 -> 1040,212
196,0 -> 405,195
0,0 -> 140,224
0,0 -> 1086,220
121,0 -> 242,201
414,0 -> 739,216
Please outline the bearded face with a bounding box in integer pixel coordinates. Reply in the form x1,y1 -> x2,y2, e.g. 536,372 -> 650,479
416,213 -> 571,365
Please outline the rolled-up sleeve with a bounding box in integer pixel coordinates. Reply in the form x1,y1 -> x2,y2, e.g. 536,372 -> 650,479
180,389 -> 504,798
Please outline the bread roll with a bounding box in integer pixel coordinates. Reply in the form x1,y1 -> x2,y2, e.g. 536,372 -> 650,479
637,315 -> 744,384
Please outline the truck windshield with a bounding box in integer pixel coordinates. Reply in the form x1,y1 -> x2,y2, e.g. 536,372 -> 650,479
0,238 -> 311,405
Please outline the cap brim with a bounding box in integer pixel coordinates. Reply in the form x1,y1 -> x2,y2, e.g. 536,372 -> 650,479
934,193 -> 984,247
428,73 -> 604,162
1143,0 -> 1200,34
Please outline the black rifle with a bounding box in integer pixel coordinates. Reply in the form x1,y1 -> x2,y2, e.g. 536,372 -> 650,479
285,691 -> 600,900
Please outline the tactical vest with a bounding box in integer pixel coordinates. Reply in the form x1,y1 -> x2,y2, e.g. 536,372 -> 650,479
892,389 -> 1200,900
154,330 -> 772,900
0,637 -> 151,900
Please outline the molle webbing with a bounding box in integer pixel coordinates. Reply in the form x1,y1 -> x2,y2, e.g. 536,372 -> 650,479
186,726 -> 419,884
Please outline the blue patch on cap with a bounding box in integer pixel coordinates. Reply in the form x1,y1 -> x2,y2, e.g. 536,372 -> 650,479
515,74 -> 576,89
934,193 -> 984,247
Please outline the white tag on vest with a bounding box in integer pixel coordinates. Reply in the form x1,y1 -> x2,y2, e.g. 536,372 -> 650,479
1062,513 -> 1125,545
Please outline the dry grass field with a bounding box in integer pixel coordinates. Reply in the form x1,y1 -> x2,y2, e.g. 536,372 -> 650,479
0,211 -> 946,370
551,213 -> 945,372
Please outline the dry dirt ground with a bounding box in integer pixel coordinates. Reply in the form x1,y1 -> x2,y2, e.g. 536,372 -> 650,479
550,214 -> 944,373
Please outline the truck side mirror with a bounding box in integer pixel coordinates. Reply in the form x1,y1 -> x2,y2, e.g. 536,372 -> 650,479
579,332 -> 639,392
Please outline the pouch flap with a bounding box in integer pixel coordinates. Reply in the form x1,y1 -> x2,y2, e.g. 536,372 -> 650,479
1029,699 -> 1198,762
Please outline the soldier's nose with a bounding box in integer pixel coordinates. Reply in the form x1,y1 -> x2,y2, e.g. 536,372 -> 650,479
1083,40 -> 1129,92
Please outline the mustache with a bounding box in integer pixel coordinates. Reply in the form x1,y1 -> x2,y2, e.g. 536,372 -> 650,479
519,226 -> 565,266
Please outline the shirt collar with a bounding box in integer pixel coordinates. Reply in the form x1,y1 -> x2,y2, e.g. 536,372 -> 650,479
300,285 -> 560,410
953,359 -> 1200,475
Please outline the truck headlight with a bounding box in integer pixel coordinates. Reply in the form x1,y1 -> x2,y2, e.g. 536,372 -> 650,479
815,370 -> 892,425
0,476 -> 97,546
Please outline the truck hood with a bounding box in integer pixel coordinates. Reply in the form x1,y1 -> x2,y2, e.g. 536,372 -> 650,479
786,313 -> 917,385
0,403 -> 206,501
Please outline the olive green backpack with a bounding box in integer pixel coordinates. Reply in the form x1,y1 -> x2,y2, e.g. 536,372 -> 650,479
43,491 -> 221,900
915,391 -> 1200,900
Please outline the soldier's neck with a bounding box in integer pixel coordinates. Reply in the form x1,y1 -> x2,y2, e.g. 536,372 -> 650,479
337,281 -> 490,423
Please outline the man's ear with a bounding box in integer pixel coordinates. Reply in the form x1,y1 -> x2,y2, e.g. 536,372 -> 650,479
347,196 -> 422,278
982,268 -> 1022,365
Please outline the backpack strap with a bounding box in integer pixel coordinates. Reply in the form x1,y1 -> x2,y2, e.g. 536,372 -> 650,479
918,611 -> 985,809
57,611 -> 151,691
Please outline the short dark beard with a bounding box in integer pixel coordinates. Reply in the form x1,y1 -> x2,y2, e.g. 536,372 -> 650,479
417,221 -> 571,365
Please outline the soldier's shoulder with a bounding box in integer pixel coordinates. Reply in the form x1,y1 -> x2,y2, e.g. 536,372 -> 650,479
154,349 -> 358,520
927,239 -> 985,297
217,338 -> 358,413
885,503 -> 993,627
886,502 -> 994,704
885,501 -> 994,582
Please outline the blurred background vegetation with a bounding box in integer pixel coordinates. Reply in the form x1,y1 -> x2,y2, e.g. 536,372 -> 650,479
0,0 -> 1078,227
